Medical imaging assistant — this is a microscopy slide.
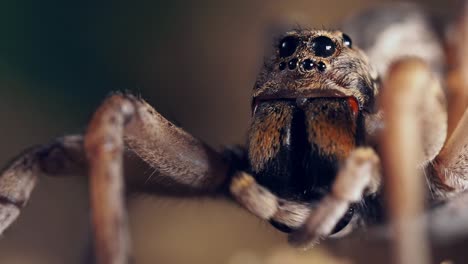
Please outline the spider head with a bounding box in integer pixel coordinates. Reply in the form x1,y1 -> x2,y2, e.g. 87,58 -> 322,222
252,29 -> 379,115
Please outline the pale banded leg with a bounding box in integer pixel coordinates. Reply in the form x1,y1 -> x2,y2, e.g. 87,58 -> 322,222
288,147 -> 380,248
445,2 -> 468,137
0,135 -> 85,235
83,93 -> 229,264
0,93 -> 230,264
230,147 -> 380,248
432,109 -> 468,195
380,59 -> 442,264
230,171 -> 311,228
432,2 -> 468,196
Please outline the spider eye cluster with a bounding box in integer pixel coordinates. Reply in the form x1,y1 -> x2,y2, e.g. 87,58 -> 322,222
276,32 -> 353,72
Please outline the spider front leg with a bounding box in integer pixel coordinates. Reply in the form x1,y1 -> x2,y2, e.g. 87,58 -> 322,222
288,147 -> 380,248
0,135 -> 85,234
432,103 -> 468,195
0,93 -> 230,264
379,58 -> 443,264
229,147 -> 380,249
84,93 -> 229,264
230,170 -> 312,228
431,3 -> 468,195
446,2 -> 468,137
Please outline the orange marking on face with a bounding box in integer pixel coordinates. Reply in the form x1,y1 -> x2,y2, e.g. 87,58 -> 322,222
347,97 -> 359,117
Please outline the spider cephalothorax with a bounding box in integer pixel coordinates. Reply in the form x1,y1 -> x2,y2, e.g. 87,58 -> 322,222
248,30 -> 380,232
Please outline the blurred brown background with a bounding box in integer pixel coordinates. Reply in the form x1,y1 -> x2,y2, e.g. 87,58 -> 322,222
0,0 -> 460,263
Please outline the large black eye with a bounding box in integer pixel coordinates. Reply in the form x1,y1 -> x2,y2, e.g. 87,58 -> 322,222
343,33 -> 352,48
310,36 -> 336,58
278,36 -> 299,57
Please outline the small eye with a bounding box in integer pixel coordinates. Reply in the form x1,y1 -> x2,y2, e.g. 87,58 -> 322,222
288,58 -> 298,70
343,33 -> 352,48
310,36 -> 336,58
302,59 -> 315,71
278,36 -> 299,58
317,61 -> 327,72
279,61 -> 286,70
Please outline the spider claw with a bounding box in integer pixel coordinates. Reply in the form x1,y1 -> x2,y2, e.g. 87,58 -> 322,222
287,227 -> 323,250
286,195 -> 350,248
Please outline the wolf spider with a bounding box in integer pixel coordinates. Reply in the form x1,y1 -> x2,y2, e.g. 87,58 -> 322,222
0,4 -> 467,264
